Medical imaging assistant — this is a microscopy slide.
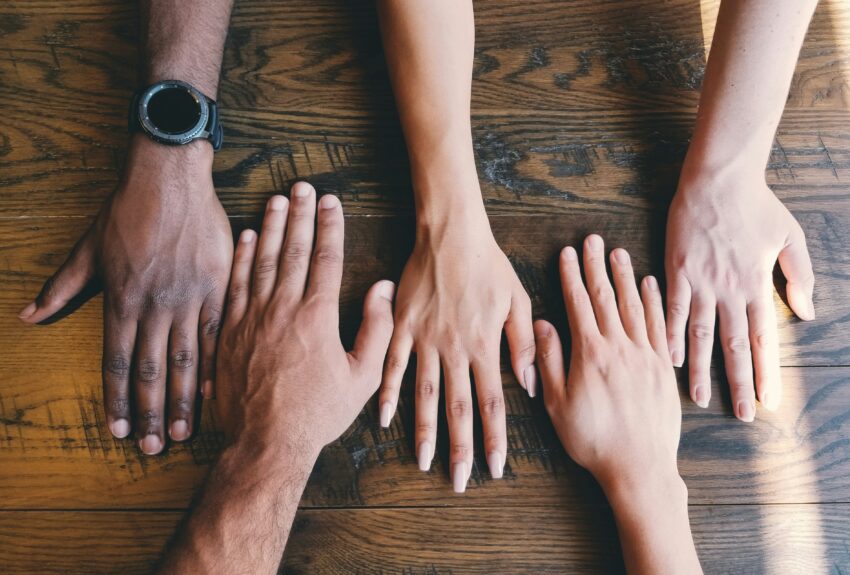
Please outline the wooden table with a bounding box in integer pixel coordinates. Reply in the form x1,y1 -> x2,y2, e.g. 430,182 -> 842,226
2,0 -> 850,572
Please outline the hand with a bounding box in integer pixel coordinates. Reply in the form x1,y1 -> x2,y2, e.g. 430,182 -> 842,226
534,235 -> 681,491
215,183 -> 396,458
378,208 -> 535,492
665,169 -> 815,420
18,136 -> 232,453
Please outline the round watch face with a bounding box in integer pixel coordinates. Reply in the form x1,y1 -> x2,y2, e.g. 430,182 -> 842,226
139,81 -> 209,145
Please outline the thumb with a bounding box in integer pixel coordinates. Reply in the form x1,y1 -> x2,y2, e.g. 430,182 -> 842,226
349,280 -> 396,389
19,230 -> 96,324
778,224 -> 815,321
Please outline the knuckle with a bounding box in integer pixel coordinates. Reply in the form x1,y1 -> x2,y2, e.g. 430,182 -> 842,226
314,248 -> 342,266
668,302 -> 689,318
137,359 -> 162,384
141,408 -> 161,427
514,339 -> 537,361
538,341 -> 561,362
726,335 -> 751,355
228,282 -> 248,304
480,394 -> 504,417
752,330 -> 772,349
621,301 -> 644,316
689,322 -> 714,342
108,396 -> 129,414
566,289 -> 588,308
104,354 -> 130,378
591,286 -> 615,304
170,350 -> 195,370
386,353 -> 408,374
417,380 -> 438,400
449,400 -> 471,418
173,396 -> 193,416
202,314 -> 222,339
284,242 -> 310,260
416,422 -> 435,436
253,256 -> 278,279
450,444 -> 470,459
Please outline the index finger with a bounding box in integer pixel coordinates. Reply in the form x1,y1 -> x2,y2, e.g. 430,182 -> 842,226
559,246 -> 599,340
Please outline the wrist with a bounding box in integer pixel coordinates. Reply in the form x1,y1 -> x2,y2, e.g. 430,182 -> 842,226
223,427 -> 320,483
601,466 -> 688,519
121,134 -> 215,195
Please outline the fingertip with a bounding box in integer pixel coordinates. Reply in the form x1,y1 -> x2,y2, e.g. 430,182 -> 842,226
239,228 -> 256,244
291,181 -> 315,198
610,247 -> 630,265
268,194 -> 288,211
318,193 -> 340,210
533,319 -> 556,340
18,302 -> 37,322
373,279 -> 396,303
643,275 -> 659,292
560,246 -> 578,262
202,379 -> 214,399
788,287 -> 815,321
585,234 -> 603,251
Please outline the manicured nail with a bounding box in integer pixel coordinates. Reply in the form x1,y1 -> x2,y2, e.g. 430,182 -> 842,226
671,349 -> 684,368
379,402 -> 393,428
109,418 -> 130,439
524,365 -> 537,398
487,451 -> 504,479
240,229 -> 256,243
586,234 -> 603,250
561,246 -> 577,261
417,441 -> 433,472
377,280 -> 396,302
645,276 -> 659,291
18,302 -> 36,320
761,391 -> 779,412
737,400 -> 755,423
694,385 -> 709,408
805,299 -> 816,321
269,195 -> 286,210
170,420 -> 190,441
202,380 -> 213,399
319,194 -> 339,209
613,248 -> 630,264
452,462 -> 468,493
292,182 -> 312,197
139,434 -> 162,455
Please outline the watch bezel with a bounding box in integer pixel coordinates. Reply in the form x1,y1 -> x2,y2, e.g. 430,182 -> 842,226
138,80 -> 210,146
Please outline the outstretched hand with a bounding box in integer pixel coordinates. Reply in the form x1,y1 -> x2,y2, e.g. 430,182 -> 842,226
19,137 -> 232,453
215,183 -> 396,456
666,172 -> 815,420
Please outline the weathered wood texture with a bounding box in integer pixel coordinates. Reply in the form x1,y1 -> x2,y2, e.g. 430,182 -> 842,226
1,0 -> 850,573
2,505 -> 850,574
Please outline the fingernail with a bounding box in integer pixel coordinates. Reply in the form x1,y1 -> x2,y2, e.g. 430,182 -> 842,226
269,195 -> 286,210
376,280 -> 396,302
645,276 -> 658,291
561,246 -> 577,261
524,365 -> 537,398
292,182 -> 312,197
417,441 -> 433,472
240,229 -> 256,243
806,299 -> 816,321
671,349 -> 684,368
452,462 -> 468,493
109,418 -> 130,439
18,302 -> 36,320
737,400 -> 755,423
139,434 -> 162,455
487,451 -> 504,479
613,249 -> 630,264
761,391 -> 780,412
202,380 -> 213,399
379,402 -> 394,428
586,234 -> 603,250
170,420 -> 190,441
319,194 -> 340,209
694,385 -> 709,408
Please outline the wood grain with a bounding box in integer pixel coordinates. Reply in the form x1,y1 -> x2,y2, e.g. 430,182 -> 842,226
2,0 -> 850,572
2,505 -> 850,574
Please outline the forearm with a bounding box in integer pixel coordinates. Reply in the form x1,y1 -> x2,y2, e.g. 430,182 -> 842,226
686,0 -> 818,177
376,0 -> 485,228
140,0 -> 234,97
159,438 -> 317,574
603,472 -> 702,575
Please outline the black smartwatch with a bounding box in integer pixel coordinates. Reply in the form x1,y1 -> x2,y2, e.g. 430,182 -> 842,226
129,80 -> 223,151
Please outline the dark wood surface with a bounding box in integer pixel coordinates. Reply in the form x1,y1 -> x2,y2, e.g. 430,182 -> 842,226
2,0 -> 850,573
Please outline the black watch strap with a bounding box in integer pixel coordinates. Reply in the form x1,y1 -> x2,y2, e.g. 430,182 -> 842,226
128,81 -> 223,151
